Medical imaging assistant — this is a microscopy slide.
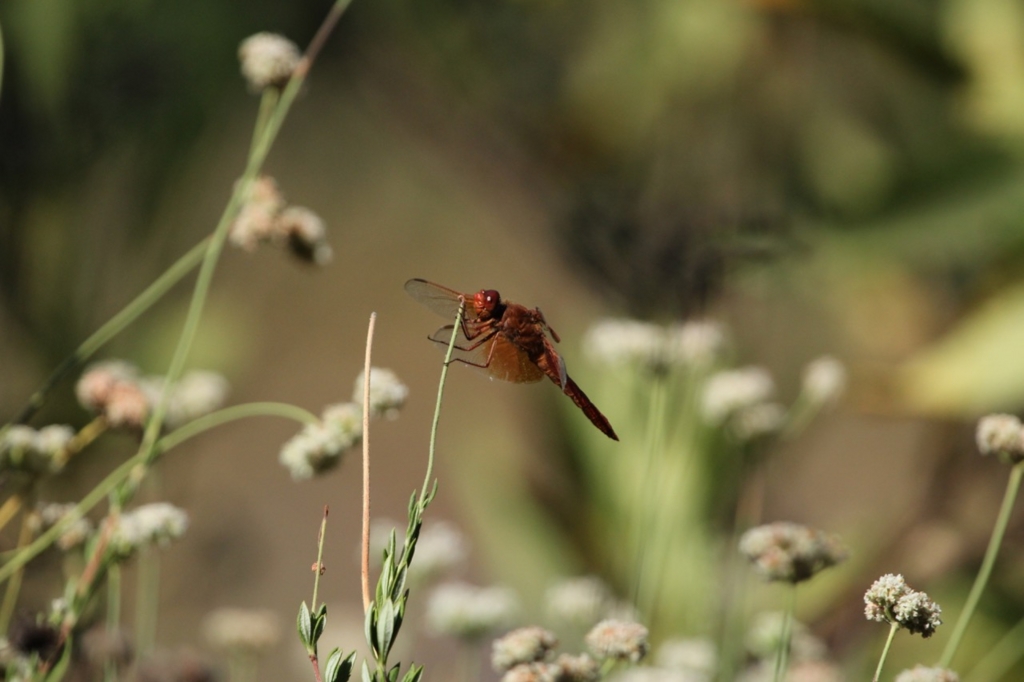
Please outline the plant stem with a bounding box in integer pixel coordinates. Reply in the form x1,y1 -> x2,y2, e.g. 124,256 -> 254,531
134,546 -> 160,657
632,373 -> 668,617
158,402 -> 319,452
940,462 -> 1024,668
361,312 -> 376,613
420,299 -> 465,503
873,622 -> 899,682
105,563 -> 121,682
11,238 -> 210,426
312,505 -> 328,611
772,584 -> 797,682
0,513 -> 35,633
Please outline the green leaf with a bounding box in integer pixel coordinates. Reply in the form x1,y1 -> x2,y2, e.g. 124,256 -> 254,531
376,599 -> 396,659
313,608 -> 327,644
361,660 -> 372,682
325,649 -> 356,682
297,601 -> 313,648
387,663 -> 401,682
400,665 -> 423,682
364,603 -> 378,653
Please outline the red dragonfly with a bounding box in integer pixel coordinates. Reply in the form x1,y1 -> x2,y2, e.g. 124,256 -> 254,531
405,278 -> 618,441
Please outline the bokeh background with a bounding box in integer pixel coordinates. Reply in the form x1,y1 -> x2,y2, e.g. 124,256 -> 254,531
4,0 -> 1024,679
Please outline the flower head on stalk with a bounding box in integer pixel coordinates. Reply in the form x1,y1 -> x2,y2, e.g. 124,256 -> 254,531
702,367 -> 775,424
585,619 -> 649,664
801,356 -> 846,408
426,582 -> 520,641
739,522 -> 847,583
278,402 -> 362,480
29,502 -> 93,551
138,370 -> 229,430
864,574 -> 942,638
544,575 -> 616,630
109,503 -> 189,559
583,319 -> 725,372
76,360 -> 150,430
353,367 -> 409,418
238,32 -> 300,91
975,414 -> 1024,464
228,177 -> 333,267
655,637 -> 718,680
492,627 -> 559,671
1,425 -> 75,477
202,608 -> 281,655
894,665 -> 959,682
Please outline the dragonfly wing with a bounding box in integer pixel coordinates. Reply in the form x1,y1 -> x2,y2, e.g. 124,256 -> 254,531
405,278 -> 479,321
486,334 -> 545,384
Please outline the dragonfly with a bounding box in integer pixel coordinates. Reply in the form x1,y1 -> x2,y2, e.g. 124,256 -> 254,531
404,278 -> 619,441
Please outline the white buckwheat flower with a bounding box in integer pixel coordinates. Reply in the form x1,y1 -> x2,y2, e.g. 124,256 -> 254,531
278,206 -> 332,266
801,356 -> 846,407
894,665 -> 959,682
544,575 -> 614,630
229,176 -> 287,251
1,425 -> 75,475
585,619 -> 649,664
864,573 -> 942,638
238,33 -> 300,91
110,503 -> 188,557
656,637 -> 717,679
203,607 -> 281,655
279,402 -> 363,480
975,414 -> 1024,463
492,626 -> 558,671
353,368 -> 409,418
665,321 -> 726,368
702,367 -> 775,424
426,582 -> 520,641
739,522 -> 847,584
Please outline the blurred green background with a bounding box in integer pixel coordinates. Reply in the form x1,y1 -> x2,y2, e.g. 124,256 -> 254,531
4,0 -> 1024,679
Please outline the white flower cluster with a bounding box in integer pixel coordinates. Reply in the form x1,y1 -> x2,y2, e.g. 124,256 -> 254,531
426,582 -> 520,640
202,607 -> 281,654
110,503 -> 189,557
744,612 -> 826,663
31,502 -> 93,551
238,32 -> 300,91
585,619 -> 649,664
279,403 -> 363,480
739,522 -> 847,584
702,367 -> 775,424
0,424 -> 75,475
228,176 -> 332,265
353,368 -> 409,419
894,665 -> 959,682
976,413 -> 1024,463
655,637 -> 718,681
584,319 -> 725,370
544,576 -> 616,630
140,370 -> 229,430
864,573 -> 942,638
801,356 -> 846,407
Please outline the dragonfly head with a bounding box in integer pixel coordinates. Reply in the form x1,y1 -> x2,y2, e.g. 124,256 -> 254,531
473,289 -> 502,318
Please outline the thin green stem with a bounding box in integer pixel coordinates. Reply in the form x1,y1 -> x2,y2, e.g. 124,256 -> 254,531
965,613 -> 1024,682
105,563 -> 121,682
940,462 -> 1024,668
0,512 -> 34,632
632,374 -> 668,617
158,402 -> 319,452
421,299 -> 465,503
312,506 -> 328,612
11,238 -> 210,426
134,546 -> 160,657
873,622 -> 899,682
0,450 -> 142,584
361,312 -> 376,614
773,585 -> 797,682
